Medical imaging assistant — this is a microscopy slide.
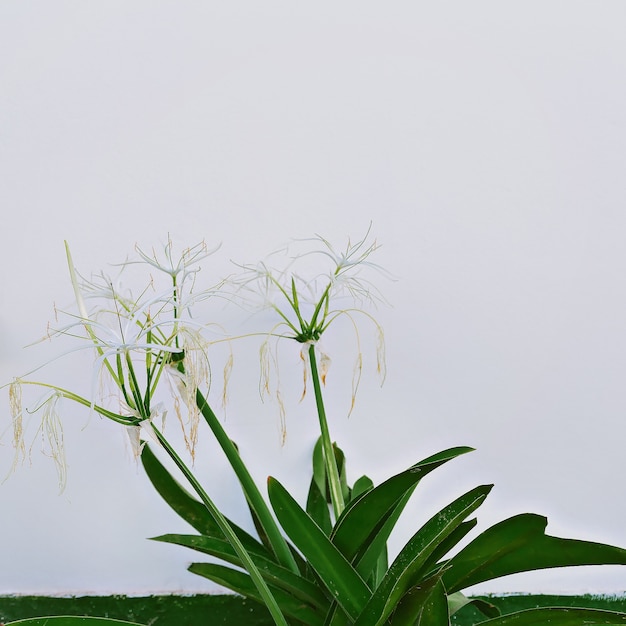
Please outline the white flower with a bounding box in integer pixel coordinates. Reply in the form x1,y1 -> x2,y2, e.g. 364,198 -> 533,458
132,237 -> 220,280
231,227 -> 389,431
125,402 -> 166,458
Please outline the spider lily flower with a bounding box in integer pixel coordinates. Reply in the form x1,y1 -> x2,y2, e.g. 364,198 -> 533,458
131,237 -> 219,280
233,226 -> 389,398
122,238 -> 224,323
68,237 -> 223,334
64,240 -> 224,455
297,224 -> 391,309
7,239 -> 224,485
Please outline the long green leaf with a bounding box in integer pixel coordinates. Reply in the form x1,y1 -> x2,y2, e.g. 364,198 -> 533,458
355,484 -> 492,626
307,471 -> 333,536
331,447 -> 474,570
268,476 -> 371,622
389,575 -> 449,625
425,518 -> 478,570
140,444 -> 270,556
442,513 -> 626,593
139,442 -> 220,534
190,562 -> 325,626
323,604 -> 351,626
153,533 -> 328,608
351,475 -> 374,500
415,518 -> 478,587
353,489 -> 413,584
312,436 -> 327,498
447,592 -> 499,619
317,476 -> 378,622
474,607 -> 626,625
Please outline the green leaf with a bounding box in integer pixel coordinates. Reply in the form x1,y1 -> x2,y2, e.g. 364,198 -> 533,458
189,562 -> 325,626
474,607 -> 626,625
351,475 -> 374,501
354,490 -> 412,584
307,471 -> 333,536
308,443 -> 374,538
153,533 -> 328,608
367,540 -> 388,591
335,442 -> 350,502
268,476 -> 371,621
140,443 -> 268,556
442,513 -> 626,593
139,442 -> 222,535
312,437 -> 352,505
246,494 -> 275,554
389,575 -> 449,626
5,615 -> 143,626
354,484 -> 492,626
323,604 -> 351,626
447,592 -> 500,618
331,447 -> 474,573
425,519 -> 478,571
312,436 -> 327,498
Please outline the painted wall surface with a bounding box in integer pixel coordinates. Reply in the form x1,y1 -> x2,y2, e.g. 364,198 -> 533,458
1,2 -> 625,596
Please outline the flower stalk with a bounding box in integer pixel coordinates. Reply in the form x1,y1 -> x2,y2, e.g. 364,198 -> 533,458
193,380 -> 300,574
308,344 -> 345,518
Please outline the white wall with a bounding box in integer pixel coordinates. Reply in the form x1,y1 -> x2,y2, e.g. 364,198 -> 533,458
1,1 -> 625,596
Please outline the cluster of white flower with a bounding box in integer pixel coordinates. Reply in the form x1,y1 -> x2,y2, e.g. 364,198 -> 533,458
5,229 -> 387,490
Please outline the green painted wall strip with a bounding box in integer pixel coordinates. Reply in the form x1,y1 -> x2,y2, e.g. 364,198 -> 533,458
0,594 -> 624,626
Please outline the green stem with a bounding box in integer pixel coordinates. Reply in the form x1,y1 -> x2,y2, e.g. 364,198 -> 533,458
149,425 -> 288,626
125,353 -> 145,417
18,381 -> 139,426
65,241 -> 120,387
195,388 -> 300,574
308,344 -> 345,519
